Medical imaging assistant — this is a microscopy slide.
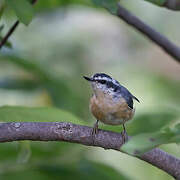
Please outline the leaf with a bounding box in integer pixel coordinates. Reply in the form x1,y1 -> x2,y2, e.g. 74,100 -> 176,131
91,0 -> 118,14
77,160 -> 130,180
127,111 -> 178,135
144,0 -> 167,6
0,25 -> 12,48
0,106 -> 85,125
0,79 -> 40,90
0,36 -> 12,48
121,123 -> 180,156
0,55 -> 50,81
100,111 -> 178,135
5,0 -> 34,25
17,141 -> 31,163
0,24 -> 4,32
0,0 -> 5,19
0,55 -> 87,115
36,159 -> 130,180
34,0 -> 92,12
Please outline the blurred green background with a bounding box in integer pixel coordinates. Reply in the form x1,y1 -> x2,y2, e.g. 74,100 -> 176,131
0,0 -> 180,179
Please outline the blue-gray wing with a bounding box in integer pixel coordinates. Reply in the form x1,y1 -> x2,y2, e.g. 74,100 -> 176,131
118,86 -> 139,109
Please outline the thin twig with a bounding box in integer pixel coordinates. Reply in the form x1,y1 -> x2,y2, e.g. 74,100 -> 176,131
0,21 -> 19,49
117,3 -> 180,63
0,122 -> 179,179
0,0 -> 38,50
164,0 -> 180,10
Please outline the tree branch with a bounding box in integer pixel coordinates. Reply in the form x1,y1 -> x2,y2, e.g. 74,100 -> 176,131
144,0 -> 180,10
164,0 -> 180,10
117,4 -> 180,63
0,21 -> 19,49
0,122 -> 179,179
0,0 -> 38,50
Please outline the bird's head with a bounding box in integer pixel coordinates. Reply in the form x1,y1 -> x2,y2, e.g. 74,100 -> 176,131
83,73 -> 120,96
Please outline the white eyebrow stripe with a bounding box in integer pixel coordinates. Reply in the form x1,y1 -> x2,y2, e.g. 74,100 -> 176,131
94,77 -> 110,81
94,77 -> 120,86
112,79 -> 119,86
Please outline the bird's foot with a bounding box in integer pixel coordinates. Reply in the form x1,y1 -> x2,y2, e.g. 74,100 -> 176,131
121,129 -> 128,144
91,120 -> 99,143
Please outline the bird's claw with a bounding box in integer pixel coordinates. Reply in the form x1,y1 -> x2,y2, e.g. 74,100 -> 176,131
121,129 -> 128,144
91,120 -> 99,143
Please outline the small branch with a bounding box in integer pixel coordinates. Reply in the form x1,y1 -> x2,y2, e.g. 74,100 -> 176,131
164,0 -> 180,10
0,0 -> 38,50
144,0 -> 180,10
117,4 -> 180,63
0,122 -> 179,179
0,21 -> 19,49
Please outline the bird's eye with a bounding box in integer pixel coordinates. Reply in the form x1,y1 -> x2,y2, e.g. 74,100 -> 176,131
100,80 -> 106,84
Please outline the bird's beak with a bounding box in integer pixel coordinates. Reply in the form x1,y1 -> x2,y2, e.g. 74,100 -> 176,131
83,76 -> 94,82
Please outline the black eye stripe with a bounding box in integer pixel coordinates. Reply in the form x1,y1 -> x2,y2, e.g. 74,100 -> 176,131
106,81 -> 112,88
106,81 -> 118,90
96,78 -> 120,92
98,80 -> 106,84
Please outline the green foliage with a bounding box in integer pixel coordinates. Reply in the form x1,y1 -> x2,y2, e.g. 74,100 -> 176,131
34,0 -> 92,11
0,0 -> 5,19
0,159 -> 129,180
127,111 -> 178,135
0,25 -> 12,48
17,141 -> 31,164
101,110 -> 178,133
0,106 -> 84,124
5,0 -> 34,25
0,54 -> 88,117
91,0 -> 119,14
0,36 -> 12,48
122,123 -> 180,156
144,0 -> 167,6
143,0 -> 180,10
100,109 -> 180,155
0,79 -> 40,90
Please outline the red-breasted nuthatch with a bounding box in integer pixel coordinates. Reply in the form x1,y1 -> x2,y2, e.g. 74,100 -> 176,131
83,73 -> 139,143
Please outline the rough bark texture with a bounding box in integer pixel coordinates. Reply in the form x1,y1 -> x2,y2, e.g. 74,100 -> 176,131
0,122 -> 179,179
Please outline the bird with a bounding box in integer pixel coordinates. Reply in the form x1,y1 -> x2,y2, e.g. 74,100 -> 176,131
83,73 -> 139,143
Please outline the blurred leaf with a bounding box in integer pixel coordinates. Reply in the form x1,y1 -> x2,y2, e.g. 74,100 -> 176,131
0,55 -> 87,116
0,106 -> 85,125
91,0 -> 118,14
127,111 -> 178,135
36,159 -> 130,180
0,158 -> 130,180
122,123 -> 180,156
0,79 -> 40,90
170,123 -> 180,142
17,141 -> 31,163
0,25 -> 12,48
0,168 -> 51,180
0,55 -> 51,81
34,0 -> 92,12
29,141 -> 78,161
0,36 -> 12,48
77,160 -> 130,180
0,24 -> 4,32
101,111 -> 179,135
151,75 -> 180,104
5,0 -> 34,25
0,0 -> 5,19
144,0 -> 167,6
